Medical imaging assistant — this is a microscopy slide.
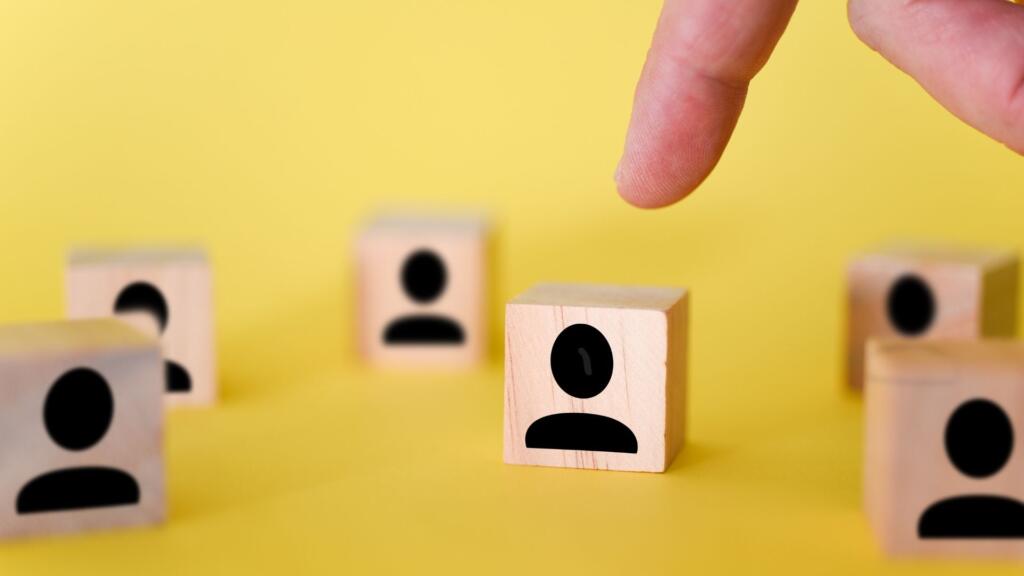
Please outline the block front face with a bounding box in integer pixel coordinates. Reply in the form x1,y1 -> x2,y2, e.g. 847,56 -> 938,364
357,218 -> 488,367
865,341 -> 1024,557
0,320 -> 164,539
66,250 -> 216,407
503,284 -> 687,473
846,250 -> 1010,390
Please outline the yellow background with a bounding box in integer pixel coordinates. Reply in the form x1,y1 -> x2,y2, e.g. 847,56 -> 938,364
0,0 -> 1022,573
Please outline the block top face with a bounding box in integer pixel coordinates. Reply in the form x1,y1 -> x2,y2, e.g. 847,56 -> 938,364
0,319 -> 156,361
510,283 -> 687,312
360,214 -> 490,238
868,339 -> 1024,384
855,245 -> 1016,272
68,248 -> 207,266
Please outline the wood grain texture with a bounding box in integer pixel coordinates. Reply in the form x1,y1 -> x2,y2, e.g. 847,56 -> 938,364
865,339 -> 1024,558
846,246 -> 1017,390
503,283 -> 688,473
0,319 -> 164,539
66,248 -> 217,407
356,215 -> 490,367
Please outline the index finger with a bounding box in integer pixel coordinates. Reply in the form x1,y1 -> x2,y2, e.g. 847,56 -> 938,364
616,0 -> 798,208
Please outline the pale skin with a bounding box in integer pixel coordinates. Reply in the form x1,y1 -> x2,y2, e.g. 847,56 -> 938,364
616,0 -> 1024,209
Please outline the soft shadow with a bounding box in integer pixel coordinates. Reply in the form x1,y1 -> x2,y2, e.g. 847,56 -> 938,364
664,441 -> 727,474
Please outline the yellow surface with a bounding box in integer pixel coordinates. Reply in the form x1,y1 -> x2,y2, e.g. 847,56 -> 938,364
0,0 -> 1022,573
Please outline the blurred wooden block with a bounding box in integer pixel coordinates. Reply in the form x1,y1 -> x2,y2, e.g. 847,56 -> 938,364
66,249 -> 216,407
503,283 -> 688,473
865,340 -> 1024,558
356,215 -> 490,367
846,246 -> 1017,390
0,319 -> 164,540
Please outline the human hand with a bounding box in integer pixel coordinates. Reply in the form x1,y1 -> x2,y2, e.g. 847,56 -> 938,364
616,0 -> 1024,209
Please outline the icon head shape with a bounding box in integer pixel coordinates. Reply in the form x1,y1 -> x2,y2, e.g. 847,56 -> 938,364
550,323 -> 614,399
401,249 -> 447,304
114,282 -> 169,333
945,398 -> 1014,479
44,368 -> 114,452
887,274 -> 936,336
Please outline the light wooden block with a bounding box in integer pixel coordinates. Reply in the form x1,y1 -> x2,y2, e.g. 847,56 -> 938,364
847,246 -> 1017,390
503,283 -> 688,473
66,249 -> 216,407
356,215 -> 489,367
0,319 -> 164,539
865,340 -> 1024,558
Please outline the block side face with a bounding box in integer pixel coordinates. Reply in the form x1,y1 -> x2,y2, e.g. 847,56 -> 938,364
503,302 -> 669,472
502,304 -> 518,465
511,283 -> 686,312
357,228 -> 486,367
847,256 -> 983,390
865,344 -> 1024,558
664,294 -> 688,469
66,258 -> 216,407
981,258 -> 1019,338
0,346 -> 164,539
864,363 -> 898,553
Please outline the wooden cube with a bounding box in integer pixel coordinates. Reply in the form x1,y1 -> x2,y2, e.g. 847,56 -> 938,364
356,215 -> 490,367
865,340 -> 1024,558
846,246 -> 1017,389
0,319 -> 164,539
503,283 -> 688,473
66,249 -> 216,407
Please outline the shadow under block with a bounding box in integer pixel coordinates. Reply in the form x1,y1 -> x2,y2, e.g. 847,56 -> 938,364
503,283 -> 688,473
66,249 -> 217,407
356,215 -> 489,367
846,246 -> 1018,390
0,319 -> 164,540
865,340 -> 1024,558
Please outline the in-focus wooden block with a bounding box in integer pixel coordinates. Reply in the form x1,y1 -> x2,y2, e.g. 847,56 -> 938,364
865,340 -> 1024,558
356,215 -> 489,367
66,249 -> 216,407
846,246 -> 1017,389
503,283 -> 688,473
0,319 -> 164,539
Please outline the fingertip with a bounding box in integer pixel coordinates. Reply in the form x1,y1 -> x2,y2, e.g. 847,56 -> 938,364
615,185 -> 689,210
613,0 -> 795,210
614,155 -> 699,209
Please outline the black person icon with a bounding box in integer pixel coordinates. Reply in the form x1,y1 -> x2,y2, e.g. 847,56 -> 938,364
114,281 -> 191,393
918,399 -> 1024,538
17,368 -> 140,514
383,249 -> 465,344
525,324 -> 638,453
